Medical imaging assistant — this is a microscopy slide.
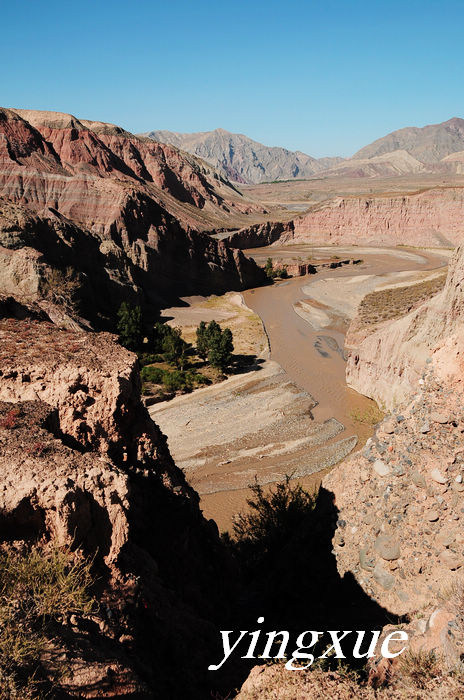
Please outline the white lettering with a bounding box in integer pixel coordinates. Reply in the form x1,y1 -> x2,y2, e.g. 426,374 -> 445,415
242,617 -> 266,659
208,630 -> 248,670
319,630 -> 351,659
380,631 -> 408,659
261,631 -> 290,659
285,631 -> 322,670
352,630 -> 381,658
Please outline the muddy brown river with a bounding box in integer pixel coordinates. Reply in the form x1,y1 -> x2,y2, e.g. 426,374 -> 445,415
243,245 -> 448,443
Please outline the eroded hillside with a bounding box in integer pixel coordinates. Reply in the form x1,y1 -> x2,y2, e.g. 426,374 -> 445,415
0,108 -> 269,323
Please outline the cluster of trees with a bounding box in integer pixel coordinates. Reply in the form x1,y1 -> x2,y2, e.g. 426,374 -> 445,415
117,303 -> 235,375
264,257 -> 289,280
196,320 -> 234,372
117,303 -> 190,370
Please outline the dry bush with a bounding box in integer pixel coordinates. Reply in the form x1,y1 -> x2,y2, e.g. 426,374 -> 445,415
40,266 -> 80,313
0,546 -> 95,696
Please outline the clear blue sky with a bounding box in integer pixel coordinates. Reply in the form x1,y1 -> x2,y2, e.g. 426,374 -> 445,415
2,0 -> 463,157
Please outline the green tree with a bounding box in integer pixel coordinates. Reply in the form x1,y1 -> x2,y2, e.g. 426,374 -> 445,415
162,326 -> 189,370
208,326 -> 234,371
264,257 -> 274,279
152,321 -> 171,353
196,320 -> 209,360
117,302 -> 143,351
206,320 -> 221,344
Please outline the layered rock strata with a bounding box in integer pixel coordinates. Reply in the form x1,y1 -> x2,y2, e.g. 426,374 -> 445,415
0,108 -> 266,324
225,187 -> 464,249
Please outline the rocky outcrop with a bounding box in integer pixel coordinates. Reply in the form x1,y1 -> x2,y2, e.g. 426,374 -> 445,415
324,372 -> 464,617
0,315 -> 236,697
0,108 -> 267,324
224,220 -> 295,248
346,245 -> 464,409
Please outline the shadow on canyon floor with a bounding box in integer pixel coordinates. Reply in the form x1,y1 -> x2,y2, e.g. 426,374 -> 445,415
212,487 -> 404,698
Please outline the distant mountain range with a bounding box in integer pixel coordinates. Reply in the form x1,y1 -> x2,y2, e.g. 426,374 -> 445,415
141,128 -> 344,184
142,118 -> 464,183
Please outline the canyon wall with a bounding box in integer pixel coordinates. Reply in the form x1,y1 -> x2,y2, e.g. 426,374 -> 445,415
346,245 -> 464,409
0,108 -> 266,323
226,187 -> 464,249
0,307 -> 236,697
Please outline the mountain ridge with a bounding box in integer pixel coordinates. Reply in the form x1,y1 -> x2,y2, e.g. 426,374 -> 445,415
142,127 -> 344,184
144,117 -> 464,183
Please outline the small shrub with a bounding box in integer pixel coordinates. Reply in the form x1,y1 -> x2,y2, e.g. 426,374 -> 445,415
138,352 -> 163,367
398,649 -> 440,689
225,476 -> 316,573
349,405 -> 384,425
141,366 -> 165,384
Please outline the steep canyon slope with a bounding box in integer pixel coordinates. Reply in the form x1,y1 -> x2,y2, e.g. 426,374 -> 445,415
0,304 -> 237,697
236,240 -> 464,700
0,108 -> 267,324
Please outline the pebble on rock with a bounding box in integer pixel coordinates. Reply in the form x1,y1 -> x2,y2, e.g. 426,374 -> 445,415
431,411 -> 450,424
374,534 -> 401,561
412,471 -> 426,488
373,460 -> 391,477
430,468 -> 447,485
373,561 -> 396,590
426,510 -> 440,522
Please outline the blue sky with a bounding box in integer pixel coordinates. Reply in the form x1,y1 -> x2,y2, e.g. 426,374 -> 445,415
2,0 -> 463,157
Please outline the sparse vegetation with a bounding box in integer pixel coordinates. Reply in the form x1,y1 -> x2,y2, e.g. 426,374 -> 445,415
140,319 -> 235,402
141,365 -> 209,393
0,408 -> 20,430
224,476 -> 316,572
357,273 -> 447,328
349,405 -> 384,425
0,546 -> 95,697
264,257 -> 289,280
398,649 -> 441,690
